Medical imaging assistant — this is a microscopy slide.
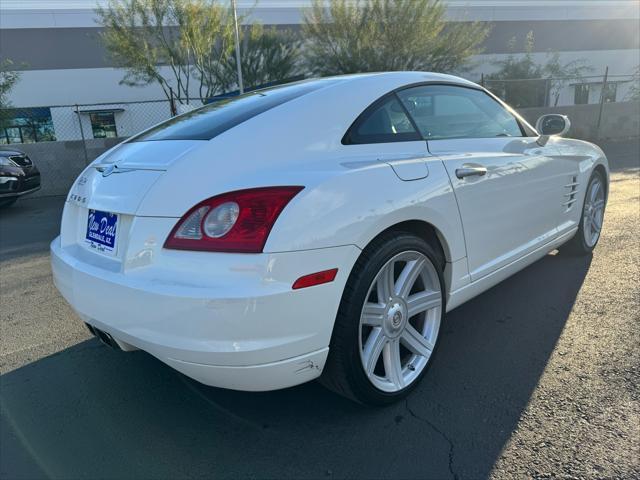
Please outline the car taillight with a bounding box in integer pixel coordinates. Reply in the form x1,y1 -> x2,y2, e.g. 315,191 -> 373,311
164,186 -> 304,253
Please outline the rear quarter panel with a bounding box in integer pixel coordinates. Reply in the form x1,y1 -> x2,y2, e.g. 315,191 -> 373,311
264,156 -> 466,264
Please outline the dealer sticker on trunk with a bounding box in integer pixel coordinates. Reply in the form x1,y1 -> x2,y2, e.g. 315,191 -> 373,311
85,209 -> 118,255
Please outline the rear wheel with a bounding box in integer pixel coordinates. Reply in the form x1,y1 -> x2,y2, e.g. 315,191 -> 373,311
560,170 -> 606,255
320,232 -> 445,405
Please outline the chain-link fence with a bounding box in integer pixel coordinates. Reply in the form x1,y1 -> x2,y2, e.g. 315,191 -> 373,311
480,69 -> 639,141
480,70 -> 639,109
0,99 -> 175,146
1,70 -> 638,153
0,98 -> 207,196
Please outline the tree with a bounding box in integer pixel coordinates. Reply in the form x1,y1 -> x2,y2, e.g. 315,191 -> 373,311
216,25 -> 301,92
179,0 -> 236,101
96,0 -> 236,104
0,59 -> 21,109
544,52 -> 592,106
486,31 -> 592,108
302,0 -> 490,76
0,59 -> 23,141
485,32 -> 545,108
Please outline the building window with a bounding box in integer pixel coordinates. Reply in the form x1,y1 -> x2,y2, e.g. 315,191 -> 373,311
574,84 -> 590,105
602,83 -> 618,103
0,107 -> 56,144
90,112 -> 118,138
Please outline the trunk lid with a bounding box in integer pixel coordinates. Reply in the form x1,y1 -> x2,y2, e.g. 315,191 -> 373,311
69,140 -> 206,215
93,139 -> 204,171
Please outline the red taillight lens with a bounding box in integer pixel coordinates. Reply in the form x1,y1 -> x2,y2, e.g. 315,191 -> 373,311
164,186 -> 304,253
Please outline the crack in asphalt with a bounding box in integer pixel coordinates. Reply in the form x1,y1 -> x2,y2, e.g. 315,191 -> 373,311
405,398 -> 458,480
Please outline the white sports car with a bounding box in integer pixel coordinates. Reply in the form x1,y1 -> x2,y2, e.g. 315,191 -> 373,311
51,72 -> 609,404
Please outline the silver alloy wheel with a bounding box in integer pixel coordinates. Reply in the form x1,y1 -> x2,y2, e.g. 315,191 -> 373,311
583,175 -> 606,248
358,250 -> 442,393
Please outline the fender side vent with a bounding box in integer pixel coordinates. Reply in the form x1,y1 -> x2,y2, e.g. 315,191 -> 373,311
563,175 -> 579,211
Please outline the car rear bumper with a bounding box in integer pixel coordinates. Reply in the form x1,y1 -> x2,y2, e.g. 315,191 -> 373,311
50,236 -> 360,391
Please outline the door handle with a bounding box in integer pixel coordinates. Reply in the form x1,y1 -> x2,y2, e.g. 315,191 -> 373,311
455,166 -> 487,179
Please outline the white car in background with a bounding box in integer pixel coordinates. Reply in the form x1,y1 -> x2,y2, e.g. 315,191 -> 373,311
51,72 -> 609,404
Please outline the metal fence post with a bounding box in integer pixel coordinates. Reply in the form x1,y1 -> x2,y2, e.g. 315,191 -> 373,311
545,77 -> 551,107
231,0 -> 244,95
595,66 -> 609,141
75,104 -> 90,165
169,87 -> 177,116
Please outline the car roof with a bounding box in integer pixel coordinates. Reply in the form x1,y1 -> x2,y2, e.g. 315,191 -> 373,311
133,72 -> 478,143
315,71 -> 479,90
198,71 -> 482,147
129,71 -> 482,146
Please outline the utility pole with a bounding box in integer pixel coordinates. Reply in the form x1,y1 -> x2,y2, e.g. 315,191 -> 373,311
231,0 -> 244,95
75,104 -> 89,165
595,66 -> 609,141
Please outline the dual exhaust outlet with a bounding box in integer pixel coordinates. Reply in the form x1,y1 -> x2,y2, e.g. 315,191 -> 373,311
85,323 -> 122,351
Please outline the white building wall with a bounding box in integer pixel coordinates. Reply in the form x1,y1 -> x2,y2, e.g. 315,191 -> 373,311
9,68 -> 181,107
49,107 -> 80,140
1,0 -> 638,28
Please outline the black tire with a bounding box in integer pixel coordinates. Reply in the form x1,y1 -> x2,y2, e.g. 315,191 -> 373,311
560,170 -> 606,256
320,231 -> 446,405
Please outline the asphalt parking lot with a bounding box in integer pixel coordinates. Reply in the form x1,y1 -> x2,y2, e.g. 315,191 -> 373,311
1,140 -> 638,479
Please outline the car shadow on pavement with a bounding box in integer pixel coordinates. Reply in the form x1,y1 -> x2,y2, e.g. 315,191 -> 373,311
0,196 -> 65,261
1,252 -> 592,480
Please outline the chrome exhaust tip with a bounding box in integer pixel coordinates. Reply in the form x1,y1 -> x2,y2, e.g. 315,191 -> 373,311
85,323 -> 121,351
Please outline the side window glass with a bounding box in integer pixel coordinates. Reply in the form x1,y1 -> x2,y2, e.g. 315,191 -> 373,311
397,85 -> 523,140
344,96 -> 421,144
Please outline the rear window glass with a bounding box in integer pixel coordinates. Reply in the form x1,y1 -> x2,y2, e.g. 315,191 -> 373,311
132,79 -> 341,142
343,95 -> 421,144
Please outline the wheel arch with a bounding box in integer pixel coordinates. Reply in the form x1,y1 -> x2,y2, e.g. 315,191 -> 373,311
593,163 -> 609,199
354,219 -> 454,295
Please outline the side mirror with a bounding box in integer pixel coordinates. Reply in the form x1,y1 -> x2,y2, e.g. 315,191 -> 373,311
536,114 -> 571,137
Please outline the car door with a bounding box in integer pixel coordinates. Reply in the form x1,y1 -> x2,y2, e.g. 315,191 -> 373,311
396,84 -> 573,282
339,90 -> 470,296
